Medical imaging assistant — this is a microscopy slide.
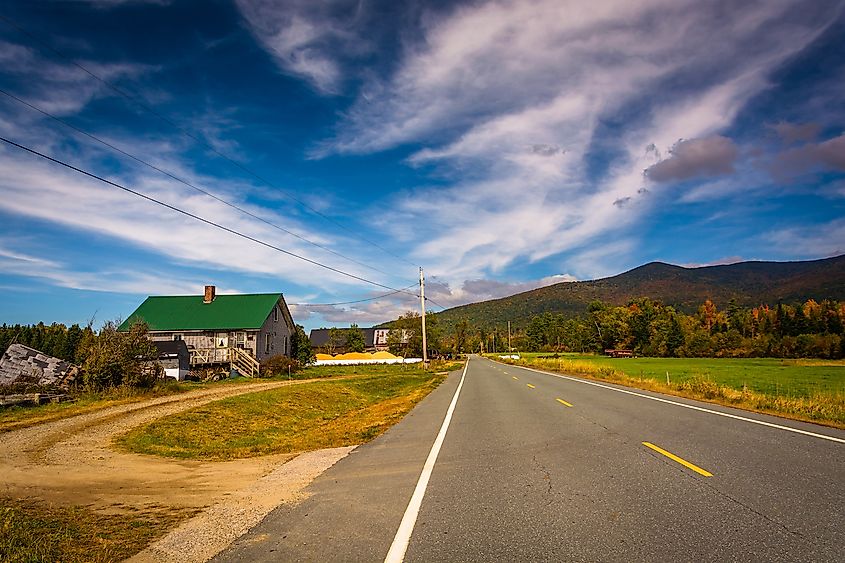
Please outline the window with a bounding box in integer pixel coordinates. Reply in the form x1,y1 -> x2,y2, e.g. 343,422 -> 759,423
274,306 -> 278,322
265,334 -> 271,354
173,334 -> 182,341
284,335 -> 288,355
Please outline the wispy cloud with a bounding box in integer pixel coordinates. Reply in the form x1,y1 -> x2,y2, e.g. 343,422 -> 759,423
0,241 -> 211,295
321,0 -> 836,283
235,0 -> 368,94
768,218 -> 845,258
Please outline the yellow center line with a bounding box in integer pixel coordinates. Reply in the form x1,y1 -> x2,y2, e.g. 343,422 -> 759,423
526,384 -> 536,389
556,398 -> 573,407
642,442 -> 713,477
512,376 -> 519,380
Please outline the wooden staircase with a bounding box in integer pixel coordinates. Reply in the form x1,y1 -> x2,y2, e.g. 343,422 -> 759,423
231,346 -> 261,378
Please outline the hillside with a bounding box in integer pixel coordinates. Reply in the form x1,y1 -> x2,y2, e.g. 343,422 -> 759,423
430,255 -> 845,330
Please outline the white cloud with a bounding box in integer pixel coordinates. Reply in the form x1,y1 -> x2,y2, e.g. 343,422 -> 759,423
235,0 -> 366,94
0,242 -> 212,295
768,218 -> 845,258
318,0 -> 836,282
0,141 -> 399,294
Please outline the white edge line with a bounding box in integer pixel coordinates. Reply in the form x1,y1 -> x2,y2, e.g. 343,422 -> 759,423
504,361 -> 845,445
384,358 -> 470,563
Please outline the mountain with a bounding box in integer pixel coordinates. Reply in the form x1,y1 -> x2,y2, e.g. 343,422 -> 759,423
429,255 -> 845,330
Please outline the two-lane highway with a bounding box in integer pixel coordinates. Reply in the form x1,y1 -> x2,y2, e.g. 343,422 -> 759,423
217,356 -> 844,562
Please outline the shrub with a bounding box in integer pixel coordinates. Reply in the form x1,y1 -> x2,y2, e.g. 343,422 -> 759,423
77,321 -> 159,389
260,355 -> 301,377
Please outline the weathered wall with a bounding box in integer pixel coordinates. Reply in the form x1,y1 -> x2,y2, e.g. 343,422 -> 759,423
256,301 -> 293,362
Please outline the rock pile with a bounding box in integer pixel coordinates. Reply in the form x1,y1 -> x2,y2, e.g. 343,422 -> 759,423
0,343 -> 79,388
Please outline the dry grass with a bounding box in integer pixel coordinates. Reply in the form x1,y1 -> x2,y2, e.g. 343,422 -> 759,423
117,371 -> 447,460
0,497 -> 198,563
500,357 -> 845,429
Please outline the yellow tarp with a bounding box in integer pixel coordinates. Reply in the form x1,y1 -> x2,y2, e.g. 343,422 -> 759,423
336,352 -> 371,360
372,351 -> 399,359
316,351 -> 400,360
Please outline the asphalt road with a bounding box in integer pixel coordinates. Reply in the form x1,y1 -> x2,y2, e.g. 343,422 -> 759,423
215,356 -> 845,562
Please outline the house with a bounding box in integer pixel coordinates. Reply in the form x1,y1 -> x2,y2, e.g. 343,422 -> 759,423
119,286 -> 295,377
309,327 -> 409,353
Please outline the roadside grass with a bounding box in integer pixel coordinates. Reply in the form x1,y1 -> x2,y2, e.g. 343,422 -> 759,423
493,354 -> 845,428
117,370 -> 449,460
0,497 -> 198,563
0,360 -> 462,435
293,359 -> 463,380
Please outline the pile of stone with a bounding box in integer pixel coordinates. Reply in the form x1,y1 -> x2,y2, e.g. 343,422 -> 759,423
0,343 -> 80,388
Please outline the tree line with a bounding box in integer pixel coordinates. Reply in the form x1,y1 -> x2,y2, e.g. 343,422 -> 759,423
380,299 -> 845,359
0,322 -> 93,363
507,298 -> 845,358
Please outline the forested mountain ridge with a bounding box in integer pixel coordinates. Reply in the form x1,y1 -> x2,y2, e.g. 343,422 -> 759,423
431,255 -> 845,330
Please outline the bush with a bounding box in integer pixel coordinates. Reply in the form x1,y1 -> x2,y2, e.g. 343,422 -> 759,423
260,355 -> 301,377
77,321 -> 159,389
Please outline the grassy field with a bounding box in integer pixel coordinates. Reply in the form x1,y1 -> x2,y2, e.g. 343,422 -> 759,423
523,354 -> 845,398
493,353 -> 845,427
0,497 -> 198,563
117,369 -> 449,460
0,360 -> 459,435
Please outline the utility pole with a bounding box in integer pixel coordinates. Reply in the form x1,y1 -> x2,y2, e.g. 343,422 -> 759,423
508,321 -> 512,353
420,267 -> 428,365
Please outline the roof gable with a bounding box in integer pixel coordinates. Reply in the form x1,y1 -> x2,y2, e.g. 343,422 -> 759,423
119,293 -> 285,331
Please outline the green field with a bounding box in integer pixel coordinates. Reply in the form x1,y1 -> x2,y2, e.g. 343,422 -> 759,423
515,353 -> 845,398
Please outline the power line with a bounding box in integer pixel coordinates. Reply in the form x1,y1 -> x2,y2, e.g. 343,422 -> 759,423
0,13 -> 420,270
0,87 -> 414,285
291,284 -> 418,307
0,134 -> 421,299
425,296 -> 449,311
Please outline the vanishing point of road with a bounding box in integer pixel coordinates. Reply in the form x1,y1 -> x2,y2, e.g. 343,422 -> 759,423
216,356 -> 845,562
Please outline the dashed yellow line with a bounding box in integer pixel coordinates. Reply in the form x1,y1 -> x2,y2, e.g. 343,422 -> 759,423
642,442 -> 713,477
526,384 -> 535,389
512,376 -> 519,380
556,398 -> 573,407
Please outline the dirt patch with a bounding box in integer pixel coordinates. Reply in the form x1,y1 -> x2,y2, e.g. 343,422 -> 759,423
0,380 -> 308,513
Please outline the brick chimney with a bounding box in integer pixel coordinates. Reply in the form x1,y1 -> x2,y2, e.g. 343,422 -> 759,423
203,285 -> 216,304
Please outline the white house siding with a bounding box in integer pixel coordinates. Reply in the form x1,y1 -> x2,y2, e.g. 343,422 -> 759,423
150,331 -> 260,363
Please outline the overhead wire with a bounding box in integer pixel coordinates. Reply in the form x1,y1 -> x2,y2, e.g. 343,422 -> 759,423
290,284 -> 419,307
0,135 -> 421,299
0,87 -> 414,285
0,13 -> 421,271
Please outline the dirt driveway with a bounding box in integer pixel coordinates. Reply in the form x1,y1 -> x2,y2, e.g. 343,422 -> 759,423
0,381 -> 306,512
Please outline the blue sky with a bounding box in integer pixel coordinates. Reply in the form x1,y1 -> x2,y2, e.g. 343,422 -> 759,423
1,0 -> 844,331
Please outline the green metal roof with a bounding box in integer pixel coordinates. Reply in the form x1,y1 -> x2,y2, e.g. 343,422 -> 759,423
119,293 -> 283,331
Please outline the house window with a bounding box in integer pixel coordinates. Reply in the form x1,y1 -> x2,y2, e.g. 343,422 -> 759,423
284,335 -> 288,355
216,333 -> 229,348
274,306 -> 278,322
235,332 -> 246,348
173,334 -> 182,341
265,334 -> 271,355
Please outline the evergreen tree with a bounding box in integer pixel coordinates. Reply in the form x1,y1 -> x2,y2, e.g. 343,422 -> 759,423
345,323 -> 366,353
